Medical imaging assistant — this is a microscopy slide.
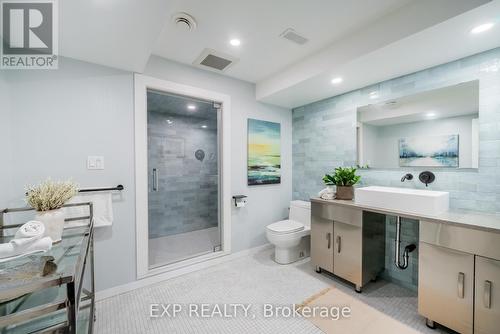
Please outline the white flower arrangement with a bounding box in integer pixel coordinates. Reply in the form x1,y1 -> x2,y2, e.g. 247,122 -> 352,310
26,179 -> 78,212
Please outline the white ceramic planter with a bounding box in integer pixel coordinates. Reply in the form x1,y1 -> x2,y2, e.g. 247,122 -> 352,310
35,209 -> 65,243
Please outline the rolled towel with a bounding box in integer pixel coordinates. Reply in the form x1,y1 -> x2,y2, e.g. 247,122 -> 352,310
14,220 -> 45,242
0,237 -> 52,262
0,221 -> 52,262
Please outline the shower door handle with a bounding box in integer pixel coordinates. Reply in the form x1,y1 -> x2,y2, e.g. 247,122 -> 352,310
152,168 -> 159,192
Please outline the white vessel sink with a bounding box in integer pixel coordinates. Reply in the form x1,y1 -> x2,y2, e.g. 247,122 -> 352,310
355,186 -> 449,216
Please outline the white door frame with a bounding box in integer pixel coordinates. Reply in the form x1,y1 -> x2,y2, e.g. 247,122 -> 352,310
134,74 -> 232,279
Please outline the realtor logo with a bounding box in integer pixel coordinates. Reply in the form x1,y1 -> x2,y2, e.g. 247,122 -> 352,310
1,0 -> 58,69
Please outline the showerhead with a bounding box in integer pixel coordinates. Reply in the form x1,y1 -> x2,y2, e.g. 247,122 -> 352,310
195,149 -> 205,161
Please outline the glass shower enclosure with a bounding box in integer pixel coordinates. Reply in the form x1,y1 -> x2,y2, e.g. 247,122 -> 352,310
146,89 -> 221,269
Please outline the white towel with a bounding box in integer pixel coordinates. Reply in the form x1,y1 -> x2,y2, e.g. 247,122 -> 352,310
318,187 -> 335,200
12,220 -> 45,246
0,221 -> 52,262
65,192 -> 113,227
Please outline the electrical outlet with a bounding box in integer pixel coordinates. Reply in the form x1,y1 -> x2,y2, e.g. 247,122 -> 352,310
87,156 -> 104,170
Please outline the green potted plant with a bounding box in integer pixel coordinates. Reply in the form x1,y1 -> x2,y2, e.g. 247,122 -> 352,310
323,167 -> 361,200
26,179 -> 78,243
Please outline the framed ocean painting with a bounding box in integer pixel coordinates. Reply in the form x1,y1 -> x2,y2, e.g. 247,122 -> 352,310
399,134 -> 459,167
247,119 -> 281,185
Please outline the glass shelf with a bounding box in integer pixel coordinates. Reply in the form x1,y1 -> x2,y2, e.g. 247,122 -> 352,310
0,203 -> 94,333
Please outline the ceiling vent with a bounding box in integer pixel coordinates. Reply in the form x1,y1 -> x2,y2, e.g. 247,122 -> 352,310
172,12 -> 197,31
193,49 -> 238,72
280,28 -> 308,45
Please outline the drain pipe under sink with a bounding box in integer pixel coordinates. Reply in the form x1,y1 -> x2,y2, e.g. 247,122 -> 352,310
394,216 -> 417,270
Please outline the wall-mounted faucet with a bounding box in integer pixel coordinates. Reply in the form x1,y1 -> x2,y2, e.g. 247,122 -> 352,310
401,173 -> 413,182
419,171 -> 435,187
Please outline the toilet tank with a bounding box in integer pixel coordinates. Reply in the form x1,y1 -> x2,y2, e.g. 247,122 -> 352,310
289,200 -> 311,226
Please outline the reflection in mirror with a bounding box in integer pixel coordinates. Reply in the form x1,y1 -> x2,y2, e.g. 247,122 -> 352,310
356,80 -> 479,169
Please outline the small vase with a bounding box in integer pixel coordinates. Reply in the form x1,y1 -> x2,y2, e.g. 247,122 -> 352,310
35,208 -> 65,243
336,186 -> 354,200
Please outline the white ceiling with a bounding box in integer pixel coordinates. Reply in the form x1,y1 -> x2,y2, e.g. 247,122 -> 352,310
152,0 -> 412,83
257,0 -> 499,108
57,0 -> 500,110
59,0 -> 174,72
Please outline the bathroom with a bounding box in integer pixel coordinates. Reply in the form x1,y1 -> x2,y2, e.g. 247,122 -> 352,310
0,1 -> 499,333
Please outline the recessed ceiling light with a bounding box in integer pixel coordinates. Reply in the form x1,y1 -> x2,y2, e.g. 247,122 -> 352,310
426,112 -> 436,118
470,22 -> 495,34
201,125 -> 207,129
229,39 -> 241,46
369,91 -> 379,99
166,119 -> 173,124
187,104 -> 196,110
331,77 -> 343,85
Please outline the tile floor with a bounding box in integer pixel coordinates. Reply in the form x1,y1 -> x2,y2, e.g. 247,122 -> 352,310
96,247 -> 453,334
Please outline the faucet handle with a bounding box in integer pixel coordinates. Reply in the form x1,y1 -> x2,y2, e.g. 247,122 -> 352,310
401,173 -> 414,182
419,171 -> 435,187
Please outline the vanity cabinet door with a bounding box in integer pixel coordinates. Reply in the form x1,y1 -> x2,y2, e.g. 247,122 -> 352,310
311,215 -> 334,273
475,256 -> 500,334
333,221 -> 362,286
418,242 -> 474,334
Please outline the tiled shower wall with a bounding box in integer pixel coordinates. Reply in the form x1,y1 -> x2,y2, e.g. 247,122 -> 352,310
148,111 -> 218,239
293,48 -> 500,289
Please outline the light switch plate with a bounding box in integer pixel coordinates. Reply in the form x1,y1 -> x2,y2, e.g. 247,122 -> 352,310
87,156 -> 104,170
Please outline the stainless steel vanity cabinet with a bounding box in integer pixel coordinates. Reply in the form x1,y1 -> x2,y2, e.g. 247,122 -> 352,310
419,220 -> 500,334
333,220 -> 362,286
475,256 -> 500,334
311,214 -> 334,273
311,201 -> 385,291
418,242 -> 474,334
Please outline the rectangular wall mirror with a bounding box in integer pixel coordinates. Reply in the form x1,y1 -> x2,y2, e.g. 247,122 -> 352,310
356,80 -> 479,169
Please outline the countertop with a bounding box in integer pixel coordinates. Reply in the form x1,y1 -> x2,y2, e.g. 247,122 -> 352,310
310,197 -> 500,233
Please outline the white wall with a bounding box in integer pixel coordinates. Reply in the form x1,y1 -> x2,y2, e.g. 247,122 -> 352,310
1,56 -> 292,291
143,56 -> 292,253
361,114 -> 478,168
2,58 -> 136,291
0,74 -> 13,209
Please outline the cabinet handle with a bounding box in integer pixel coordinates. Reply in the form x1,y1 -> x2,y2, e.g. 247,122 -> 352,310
336,235 -> 341,253
458,272 -> 465,299
327,233 -> 331,249
484,280 -> 492,309
152,168 -> 159,192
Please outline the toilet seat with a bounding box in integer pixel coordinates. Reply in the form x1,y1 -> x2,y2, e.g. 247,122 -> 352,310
266,220 -> 304,234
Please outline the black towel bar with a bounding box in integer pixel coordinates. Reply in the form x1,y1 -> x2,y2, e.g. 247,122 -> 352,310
78,185 -> 124,193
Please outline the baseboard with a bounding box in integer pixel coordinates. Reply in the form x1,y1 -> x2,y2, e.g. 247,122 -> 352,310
96,243 -> 272,301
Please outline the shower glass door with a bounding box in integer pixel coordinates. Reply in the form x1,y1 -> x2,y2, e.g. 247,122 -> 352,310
147,89 -> 221,269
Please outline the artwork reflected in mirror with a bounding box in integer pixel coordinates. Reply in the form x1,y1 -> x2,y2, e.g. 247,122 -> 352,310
356,80 -> 479,169
248,118 -> 281,185
399,135 -> 459,167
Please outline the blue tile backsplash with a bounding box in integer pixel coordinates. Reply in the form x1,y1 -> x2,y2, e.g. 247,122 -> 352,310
293,48 -> 500,289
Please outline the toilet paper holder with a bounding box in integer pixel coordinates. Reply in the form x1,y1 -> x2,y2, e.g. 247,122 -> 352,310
232,195 -> 247,208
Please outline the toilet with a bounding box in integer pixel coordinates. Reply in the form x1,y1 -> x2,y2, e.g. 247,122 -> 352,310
266,200 -> 311,264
